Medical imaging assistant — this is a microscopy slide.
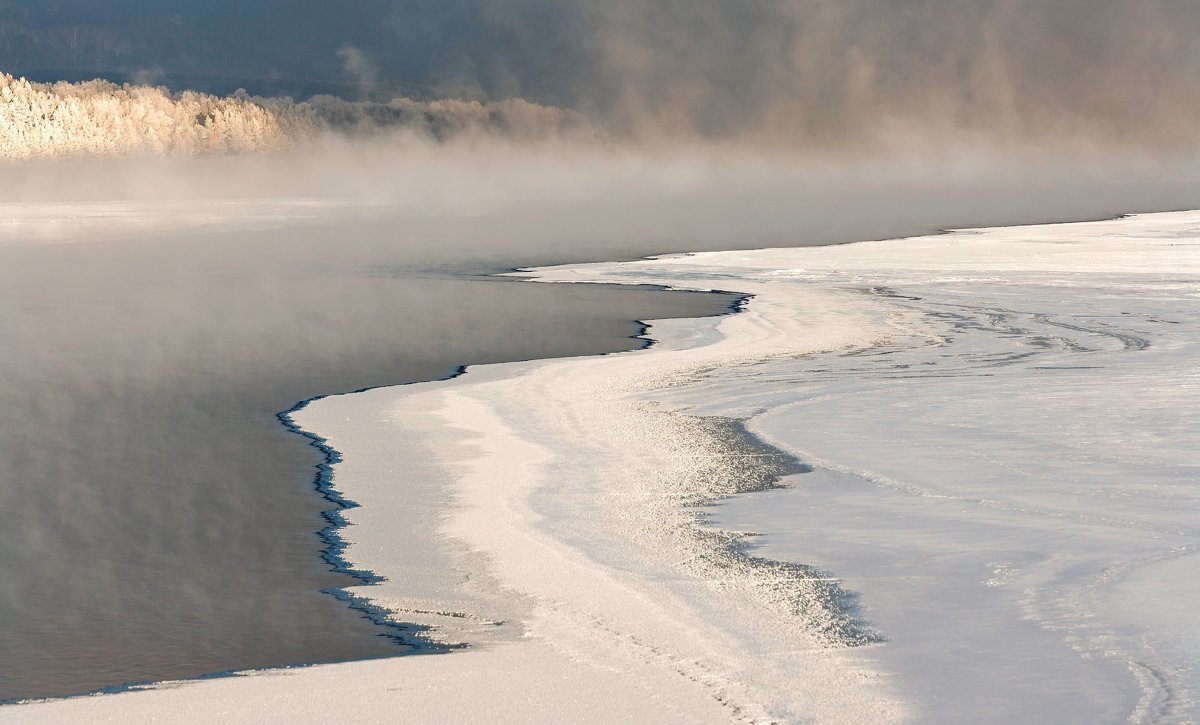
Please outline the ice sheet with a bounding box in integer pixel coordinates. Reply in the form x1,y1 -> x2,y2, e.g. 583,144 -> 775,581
10,211 -> 1197,723
526,210 -> 1200,722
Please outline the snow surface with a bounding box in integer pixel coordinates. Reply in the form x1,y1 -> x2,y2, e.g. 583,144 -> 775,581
8,211 -> 1198,723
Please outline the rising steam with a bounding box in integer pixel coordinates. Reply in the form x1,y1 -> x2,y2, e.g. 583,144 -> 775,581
578,0 -> 1200,149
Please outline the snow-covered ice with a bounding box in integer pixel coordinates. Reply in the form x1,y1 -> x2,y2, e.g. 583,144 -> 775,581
9,211 -> 1198,723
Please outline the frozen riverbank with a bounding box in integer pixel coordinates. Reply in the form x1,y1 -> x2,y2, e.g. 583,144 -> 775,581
10,211 -> 1198,722
0,198 -> 738,702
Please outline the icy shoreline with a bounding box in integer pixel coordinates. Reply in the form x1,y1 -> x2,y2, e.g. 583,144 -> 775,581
9,211 -> 1198,723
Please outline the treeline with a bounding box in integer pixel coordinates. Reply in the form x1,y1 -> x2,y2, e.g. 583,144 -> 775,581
0,72 -> 582,160
0,73 -> 296,159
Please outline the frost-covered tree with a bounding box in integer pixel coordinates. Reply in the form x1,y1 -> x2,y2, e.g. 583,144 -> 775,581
0,73 -> 302,160
1,72 -> 583,161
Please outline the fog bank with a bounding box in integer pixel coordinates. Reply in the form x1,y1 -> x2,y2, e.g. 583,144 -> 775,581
4,1 -> 1198,152
580,0 -> 1200,148
3,0 -> 1199,254
2,134 -> 1198,265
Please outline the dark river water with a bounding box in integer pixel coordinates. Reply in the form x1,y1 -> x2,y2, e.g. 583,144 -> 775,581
0,217 -> 741,702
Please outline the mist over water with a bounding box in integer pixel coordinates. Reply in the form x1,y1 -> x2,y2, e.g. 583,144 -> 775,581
1,0 -> 1199,705
0,218 -> 745,701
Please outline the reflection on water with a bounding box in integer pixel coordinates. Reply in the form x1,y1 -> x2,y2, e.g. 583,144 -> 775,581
0,221 -> 736,701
